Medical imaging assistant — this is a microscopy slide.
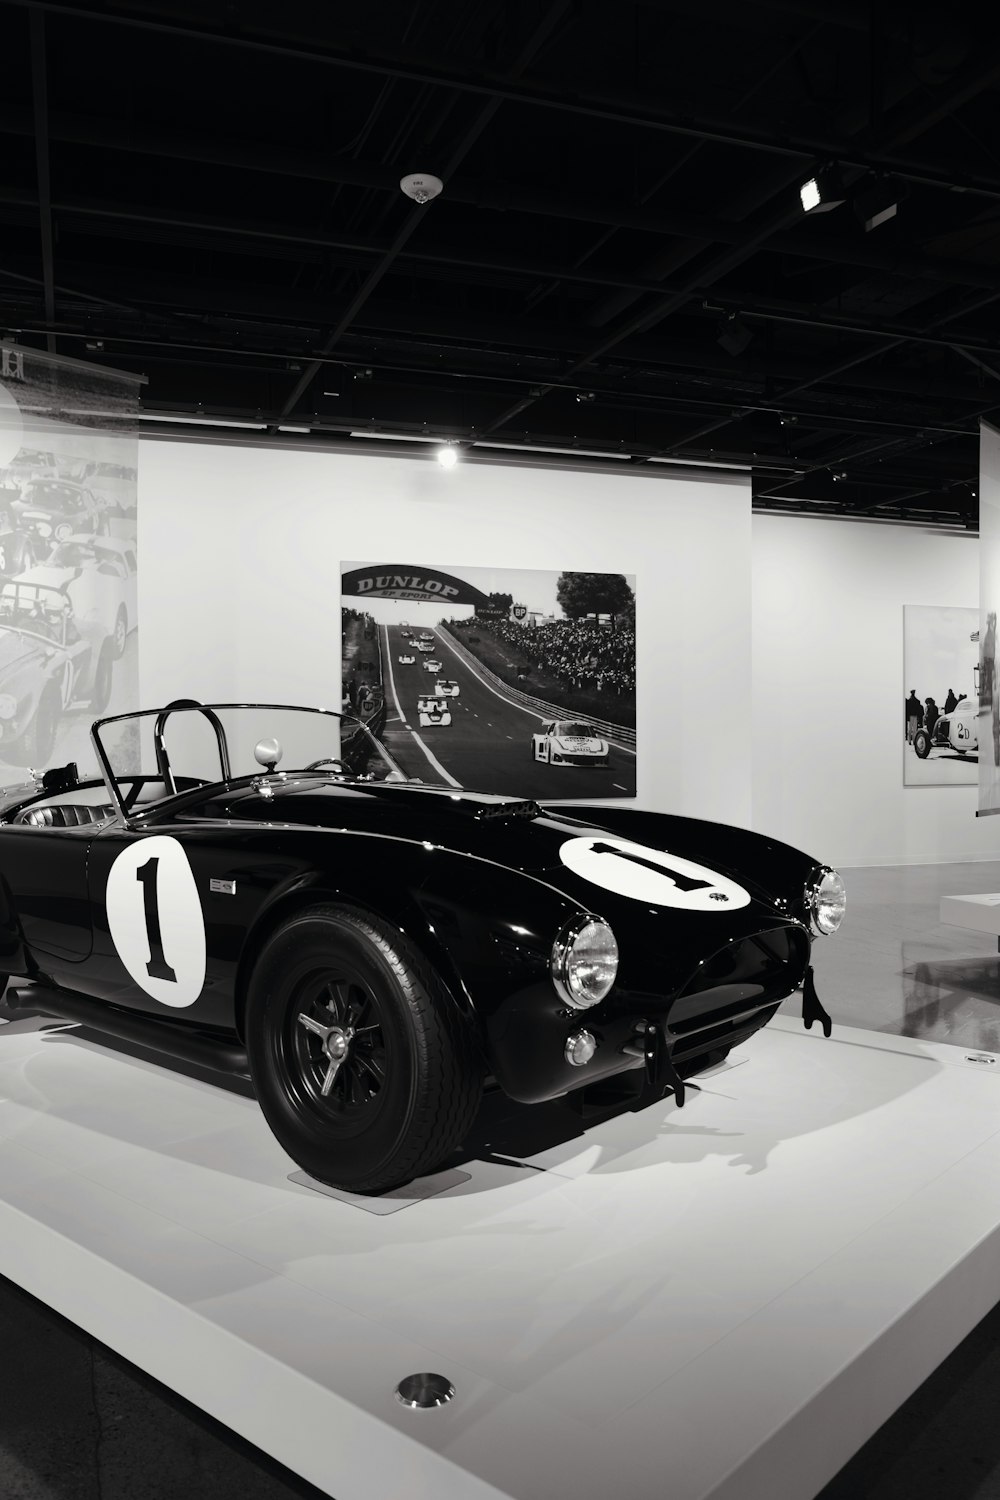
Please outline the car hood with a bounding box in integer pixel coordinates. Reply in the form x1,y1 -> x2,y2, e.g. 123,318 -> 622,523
0,628 -> 42,673
10,565 -> 75,591
552,735 -> 606,751
211,779 -> 819,924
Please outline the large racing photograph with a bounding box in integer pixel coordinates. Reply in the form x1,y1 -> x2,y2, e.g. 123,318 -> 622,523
342,562 -> 636,799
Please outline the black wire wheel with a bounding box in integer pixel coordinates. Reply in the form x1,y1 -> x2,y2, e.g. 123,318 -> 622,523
245,905 -> 483,1194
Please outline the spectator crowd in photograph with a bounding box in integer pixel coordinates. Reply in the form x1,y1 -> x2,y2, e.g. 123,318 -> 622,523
466,616 -> 636,696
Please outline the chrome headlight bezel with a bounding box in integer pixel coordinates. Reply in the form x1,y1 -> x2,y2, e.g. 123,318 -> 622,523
550,913 -> 619,1009
805,865 -> 846,935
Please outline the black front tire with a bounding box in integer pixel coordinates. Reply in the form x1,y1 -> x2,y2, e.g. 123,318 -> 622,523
245,906 -> 483,1194
913,728 -> 931,759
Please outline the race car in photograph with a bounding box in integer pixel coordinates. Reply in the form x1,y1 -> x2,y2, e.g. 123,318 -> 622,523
0,701 -> 844,1195
417,695 -> 452,727
418,631 -> 434,641
416,640 -> 434,653
10,534 -> 136,660
913,703 -> 977,761
398,653 -> 415,666
11,479 -> 110,563
423,658 -> 442,673
0,581 -> 114,763
435,679 -> 460,697
532,720 -> 611,767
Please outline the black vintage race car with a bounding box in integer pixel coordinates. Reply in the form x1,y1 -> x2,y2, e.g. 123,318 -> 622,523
0,702 -> 845,1194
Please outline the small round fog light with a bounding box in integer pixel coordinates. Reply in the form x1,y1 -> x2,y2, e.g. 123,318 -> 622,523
565,1029 -> 597,1067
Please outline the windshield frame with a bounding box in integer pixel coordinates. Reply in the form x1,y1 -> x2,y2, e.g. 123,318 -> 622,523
91,700 -> 367,830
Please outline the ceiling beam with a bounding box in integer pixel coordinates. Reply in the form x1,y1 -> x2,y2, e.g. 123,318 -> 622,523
27,10 -> 55,353
7,1 -> 1000,202
275,0 -> 575,418
7,114 -> 1000,296
10,191 -> 1000,353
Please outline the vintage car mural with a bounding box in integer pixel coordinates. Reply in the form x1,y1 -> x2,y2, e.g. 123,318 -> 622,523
12,534 -> 136,660
0,702 -> 844,1195
0,581 -> 114,763
11,479 -> 110,563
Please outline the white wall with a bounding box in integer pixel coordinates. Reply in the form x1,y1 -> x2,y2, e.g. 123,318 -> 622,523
138,440 -> 753,827
752,515 -> 998,867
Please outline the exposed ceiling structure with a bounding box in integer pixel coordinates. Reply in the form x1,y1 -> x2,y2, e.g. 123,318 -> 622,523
2,0 -> 1000,525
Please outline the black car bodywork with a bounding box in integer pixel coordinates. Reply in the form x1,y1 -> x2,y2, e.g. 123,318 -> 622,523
0,702 -> 839,1192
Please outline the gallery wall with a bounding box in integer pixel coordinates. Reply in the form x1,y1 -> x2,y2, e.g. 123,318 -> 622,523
137,439 -> 753,827
752,514 -> 995,867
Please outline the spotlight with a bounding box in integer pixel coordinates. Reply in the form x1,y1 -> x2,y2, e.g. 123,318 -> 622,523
437,444 -> 458,469
853,176 -> 903,232
717,313 -> 754,357
800,166 -> 846,214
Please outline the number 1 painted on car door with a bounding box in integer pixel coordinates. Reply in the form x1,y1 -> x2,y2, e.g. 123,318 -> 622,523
136,856 -> 177,982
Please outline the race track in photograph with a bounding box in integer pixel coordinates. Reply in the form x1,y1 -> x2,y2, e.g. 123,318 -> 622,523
379,625 -> 635,799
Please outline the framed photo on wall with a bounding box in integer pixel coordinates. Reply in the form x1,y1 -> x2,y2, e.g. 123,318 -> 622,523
903,605 -> 978,786
341,561 -> 636,799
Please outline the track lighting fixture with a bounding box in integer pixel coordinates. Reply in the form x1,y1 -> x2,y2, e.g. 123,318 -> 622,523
800,166 -> 846,214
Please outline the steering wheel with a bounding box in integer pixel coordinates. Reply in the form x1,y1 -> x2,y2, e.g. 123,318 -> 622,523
305,757 -> 344,772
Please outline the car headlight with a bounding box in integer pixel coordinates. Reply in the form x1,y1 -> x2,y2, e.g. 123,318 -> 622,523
0,694 -> 16,721
805,867 -> 846,935
551,915 -> 619,1009
34,521 -> 51,538
55,522 -> 72,540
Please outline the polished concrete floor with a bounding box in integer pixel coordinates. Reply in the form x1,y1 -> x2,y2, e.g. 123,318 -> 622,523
4,861 -> 1000,1499
805,860 -> 1000,1052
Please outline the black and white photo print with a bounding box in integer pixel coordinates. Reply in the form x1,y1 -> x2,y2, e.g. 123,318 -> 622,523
342,562 -> 636,799
903,604 -> 978,786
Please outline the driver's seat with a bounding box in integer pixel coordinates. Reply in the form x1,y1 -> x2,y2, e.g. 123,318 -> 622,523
16,803 -> 114,827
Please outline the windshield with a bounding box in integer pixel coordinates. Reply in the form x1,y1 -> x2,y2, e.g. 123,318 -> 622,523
92,702 -> 428,815
558,721 -> 599,738
21,483 -> 83,513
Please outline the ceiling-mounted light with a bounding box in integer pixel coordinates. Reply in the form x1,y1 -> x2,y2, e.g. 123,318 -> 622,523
437,444 -> 458,469
717,313 -> 754,357
853,175 -> 904,232
800,166 -> 846,214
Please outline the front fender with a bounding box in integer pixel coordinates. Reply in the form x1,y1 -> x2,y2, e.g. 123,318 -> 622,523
229,834 -> 585,1062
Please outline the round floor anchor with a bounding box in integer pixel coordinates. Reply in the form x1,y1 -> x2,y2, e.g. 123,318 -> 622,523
394,1372 -> 455,1409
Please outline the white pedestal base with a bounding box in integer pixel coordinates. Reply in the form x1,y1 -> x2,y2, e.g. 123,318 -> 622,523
941,890 -> 1000,936
2,1014 -> 1000,1500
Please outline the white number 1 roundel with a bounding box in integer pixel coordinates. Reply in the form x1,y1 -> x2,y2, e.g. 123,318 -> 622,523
559,836 -> 751,911
106,836 -> 207,1007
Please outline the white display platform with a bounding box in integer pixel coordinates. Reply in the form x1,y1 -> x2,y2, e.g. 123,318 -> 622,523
941,891 -> 1000,937
2,1013 -> 1000,1500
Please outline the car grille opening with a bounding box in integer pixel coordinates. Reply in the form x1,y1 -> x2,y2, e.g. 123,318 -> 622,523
666,925 -> 809,1061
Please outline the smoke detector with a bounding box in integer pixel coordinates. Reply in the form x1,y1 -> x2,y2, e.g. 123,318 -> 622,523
400,173 -> 444,205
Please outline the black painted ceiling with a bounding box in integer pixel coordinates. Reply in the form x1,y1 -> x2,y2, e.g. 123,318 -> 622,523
2,0 -> 1000,525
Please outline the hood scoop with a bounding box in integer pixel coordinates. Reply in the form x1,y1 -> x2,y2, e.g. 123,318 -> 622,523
473,799 -> 540,822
